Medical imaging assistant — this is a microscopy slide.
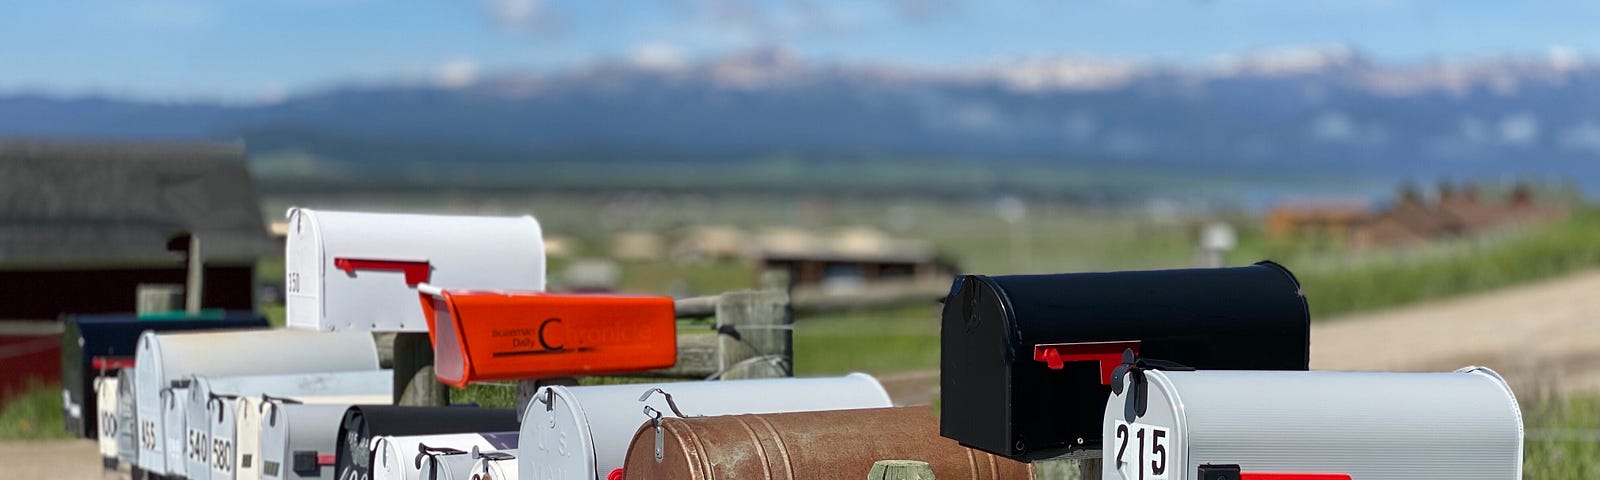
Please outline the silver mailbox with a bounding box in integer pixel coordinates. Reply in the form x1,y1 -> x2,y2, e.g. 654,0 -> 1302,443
258,403 -> 356,480
1103,366 -> 1523,480
134,329 -> 379,477
284,208 -> 546,332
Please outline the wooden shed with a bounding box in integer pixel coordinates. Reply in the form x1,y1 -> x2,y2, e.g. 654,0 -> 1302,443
0,140 -> 274,397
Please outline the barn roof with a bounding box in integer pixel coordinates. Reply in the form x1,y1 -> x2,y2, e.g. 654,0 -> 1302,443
0,140 -> 273,267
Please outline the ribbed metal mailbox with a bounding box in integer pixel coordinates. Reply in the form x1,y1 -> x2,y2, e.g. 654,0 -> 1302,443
1102,366 -> 1523,480
95,375 -> 120,468
370,432 -> 517,480
185,371 -> 393,480
59,311 -> 266,438
940,262 -> 1310,459
417,286 -> 677,387
334,406 -> 520,480
519,373 -> 894,480
134,329 -> 380,477
619,407 -> 1033,480
285,208 -> 545,332
258,403 -> 356,480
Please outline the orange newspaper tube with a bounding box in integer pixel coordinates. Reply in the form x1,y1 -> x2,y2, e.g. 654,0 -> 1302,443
417,285 -> 678,387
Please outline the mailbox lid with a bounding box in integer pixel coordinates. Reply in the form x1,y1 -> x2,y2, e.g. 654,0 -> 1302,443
236,396 -> 267,480
619,407 -> 1032,480
1104,368 -> 1523,480
519,373 -> 894,480
420,288 -> 677,386
335,406 -> 519,480
940,261 -> 1309,459
285,208 -> 546,332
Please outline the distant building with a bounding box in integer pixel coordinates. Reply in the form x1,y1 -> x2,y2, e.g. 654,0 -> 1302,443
0,141 -> 274,395
754,227 -> 954,293
1267,182 -> 1569,250
1264,198 -> 1373,240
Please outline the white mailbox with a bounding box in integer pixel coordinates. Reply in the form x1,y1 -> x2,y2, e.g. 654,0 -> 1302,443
284,208 -> 546,332
95,376 -> 120,468
186,371 -> 393,480
467,450 -> 515,480
371,432 -> 518,480
519,373 -> 894,480
1102,366 -> 1523,480
258,403 -> 356,480
134,329 -> 379,477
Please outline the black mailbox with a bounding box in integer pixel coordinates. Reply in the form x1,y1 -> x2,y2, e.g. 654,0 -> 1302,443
939,261 -> 1309,460
59,311 -> 267,438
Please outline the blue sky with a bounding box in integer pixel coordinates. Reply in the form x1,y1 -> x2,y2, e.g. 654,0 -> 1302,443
5,0 -> 1600,101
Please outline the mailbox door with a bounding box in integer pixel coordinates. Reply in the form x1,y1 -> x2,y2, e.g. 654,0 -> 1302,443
116,367 -> 139,466
96,377 -> 120,462
163,387 -> 190,476
237,397 -> 265,480
211,399 -> 239,480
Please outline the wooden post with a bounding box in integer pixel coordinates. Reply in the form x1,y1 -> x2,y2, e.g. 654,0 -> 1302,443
392,332 -> 448,406
868,460 -> 935,480
714,289 -> 792,380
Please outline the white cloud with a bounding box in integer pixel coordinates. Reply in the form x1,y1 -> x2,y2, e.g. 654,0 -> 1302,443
484,0 -> 557,33
629,43 -> 688,71
436,60 -> 480,88
1498,113 -> 1539,145
1308,111 -> 1356,142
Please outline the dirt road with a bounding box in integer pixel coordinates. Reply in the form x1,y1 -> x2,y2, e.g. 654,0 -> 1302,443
1312,269 -> 1600,395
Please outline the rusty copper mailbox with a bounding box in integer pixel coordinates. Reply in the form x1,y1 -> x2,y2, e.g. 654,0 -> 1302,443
619,407 -> 1032,480
940,262 -> 1310,460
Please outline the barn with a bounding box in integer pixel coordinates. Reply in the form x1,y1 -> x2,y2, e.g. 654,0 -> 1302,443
0,140 -> 274,398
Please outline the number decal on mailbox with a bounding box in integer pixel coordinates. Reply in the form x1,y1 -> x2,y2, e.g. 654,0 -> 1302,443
1114,420 -> 1170,480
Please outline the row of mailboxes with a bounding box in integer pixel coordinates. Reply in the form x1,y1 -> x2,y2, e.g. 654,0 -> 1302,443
940,262 -> 1311,460
186,371 -> 394,480
133,329 -> 381,477
1103,364 -> 1523,480
285,208 -> 547,333
61,311 -> 267,438
334,406 -> 521,480
518,373 -> 894,480
372,432 -> 518,480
